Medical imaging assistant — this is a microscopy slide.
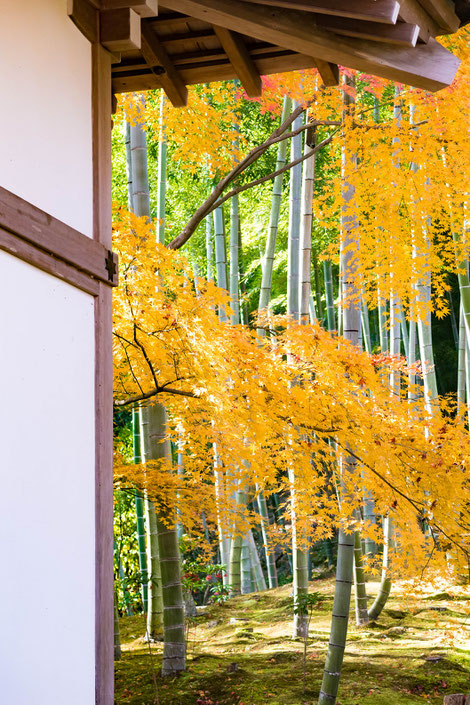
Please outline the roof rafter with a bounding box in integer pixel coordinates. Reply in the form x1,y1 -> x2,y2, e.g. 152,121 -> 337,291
140,23 -> 189,105
160,0 -> 459,91
315,15 -> 420,46
313,58 -> 339,86
416,0 -> 461,33
398,0 -> 440,41
237,0 -> 401,24
212,25 -> 262,96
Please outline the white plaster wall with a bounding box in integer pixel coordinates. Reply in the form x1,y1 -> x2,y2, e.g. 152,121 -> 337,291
0,251 -> 95,704
0,0 -> 93,236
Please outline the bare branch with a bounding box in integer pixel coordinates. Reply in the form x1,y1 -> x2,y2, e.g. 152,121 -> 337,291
114,384 -> 197,407
168,102 -> 313,250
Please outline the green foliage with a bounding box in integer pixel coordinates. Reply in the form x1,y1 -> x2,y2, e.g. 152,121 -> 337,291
114,489 -> 143,614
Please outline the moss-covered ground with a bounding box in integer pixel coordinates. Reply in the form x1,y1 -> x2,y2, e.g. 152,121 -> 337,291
115,576 -> 470,705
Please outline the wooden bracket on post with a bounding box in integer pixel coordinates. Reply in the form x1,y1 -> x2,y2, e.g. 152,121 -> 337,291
68,0 -> 143,53
100,8 -> 141,51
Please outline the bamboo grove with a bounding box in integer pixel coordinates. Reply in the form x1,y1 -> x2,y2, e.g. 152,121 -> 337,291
112,27 -> 470,705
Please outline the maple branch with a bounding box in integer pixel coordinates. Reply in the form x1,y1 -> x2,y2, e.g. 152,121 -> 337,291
203,131 -> 338,218
168,105 -> 339,250
114,384 -> 197,407
333,439 -> 469,556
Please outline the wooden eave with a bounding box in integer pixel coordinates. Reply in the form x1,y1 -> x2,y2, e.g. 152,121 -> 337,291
68,1 -> 469,105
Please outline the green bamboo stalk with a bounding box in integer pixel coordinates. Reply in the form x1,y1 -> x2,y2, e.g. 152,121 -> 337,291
323,261 -> 336,332
289,484 -> 309,637
287,100 -> 302,321
133,410 -> 149,612
238,225 -> 249,326
213,441 -> 230,586
127,105 -> 163,637
408,301 -> 418,402
213,205 -> 228,321
409,105 -> 438,409
465,337 -> 470,430
299,116 -> 316,325
416,264 -> 438,406
247,530 -> 267,591
360,296 -> 372,354
389,290 -> 401,396
176,438 -> 184,541
257,95 -> 292,337
309,293 -> 318,325
377,290 -> 389,353
140,406 -> 164,642
453,236 -> 470,346
272,493 -> 293,571
156,90 -> 167,245
399,304 -> 409,356
114,589 -> 122,661
256,488 -> 278,588
114,537 -> 133,616
144,403 -> 186,675
206,213 -> 214,282
230,192 -> 240,325
230,116 -> 241,326
353,522 -> 369,625
457,302 -> 466,415
368,516 -> 392,621
363,472 -> 377,558
229,484 -> 247,596
130,115 -> 151,220
447,287 -> 459,349
124,120 -> 134,212
241,537 -> 252,594
367,90 -> 406,624
313,254 -> 324,323
319,75 -> 360,705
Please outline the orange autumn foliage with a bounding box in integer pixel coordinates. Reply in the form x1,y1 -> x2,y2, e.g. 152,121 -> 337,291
113,208 -> 470,580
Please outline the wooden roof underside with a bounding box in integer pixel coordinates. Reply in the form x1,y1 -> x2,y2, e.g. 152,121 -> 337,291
69,1 -> 470,105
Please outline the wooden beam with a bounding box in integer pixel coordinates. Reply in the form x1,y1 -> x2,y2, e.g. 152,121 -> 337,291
67,0 -> 99,43
316,16 -> 420,46
237,0 -> 401,24
100,8 -> 141,51
100,0 -> 159,17
213,25 -> 262,96
140,24 -> 188,105
160,0 -> 459,91
112,50 -> 320,92
416,0 -> 461,32
398,0 -> 440,41
313,58 -> 339,86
